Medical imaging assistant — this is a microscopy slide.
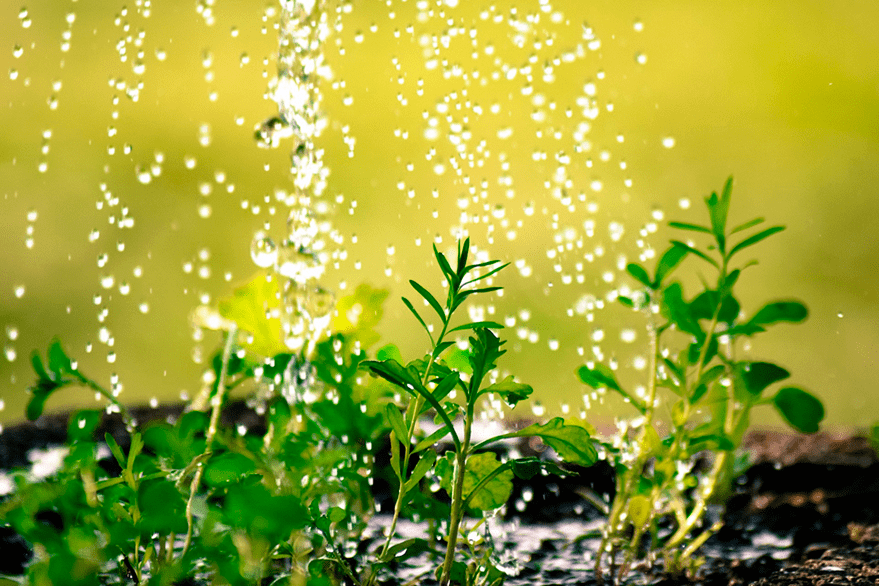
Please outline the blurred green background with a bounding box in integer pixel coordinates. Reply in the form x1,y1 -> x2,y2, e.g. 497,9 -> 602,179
2,1 -> 878,430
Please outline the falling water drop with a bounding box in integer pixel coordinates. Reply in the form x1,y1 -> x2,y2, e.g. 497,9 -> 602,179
251,232 -> 278,267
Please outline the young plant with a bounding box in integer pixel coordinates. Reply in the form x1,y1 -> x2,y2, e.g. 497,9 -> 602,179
361,238 -> 598,586
4,281 -> 392,586
579,177 -> 825,583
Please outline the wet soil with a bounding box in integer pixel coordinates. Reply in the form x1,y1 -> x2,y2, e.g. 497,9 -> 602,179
2,402 -> 878,585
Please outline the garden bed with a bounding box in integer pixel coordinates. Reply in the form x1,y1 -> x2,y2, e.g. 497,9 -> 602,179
2,401 -> 877,585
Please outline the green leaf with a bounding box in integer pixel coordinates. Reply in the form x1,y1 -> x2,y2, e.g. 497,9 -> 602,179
409,280 -> 446,323
626,263 -> 652,288
446,320 -> 505,334
668,221 -> 713,234
689,290 -> 740,324
385,404 -> 409,445
468,328 -> 506,394
654,245 -> 689,285
626,494 -> 651,528
739,361 -> 790,396
480,375 -> 533,407
577,363 -> 621,392
508,457 -> 570,480
706,176 -> 733,245
403,449 -> 438,494
138,478 -> 188,535
216,273 -> 288,357
670,240 -> 719,269
461,262 -> 509,287
376,344 -> 404,363
203,452 -> 257,487
730,217 -> 765,234
433,244 -> 457,288
105,432 -> 127,470
729,226 -> 785,259
773,387 -> 824,434
402,297 -> 432,340
688,434 -> 735,452
438,452 -> 513,511
749,301 -> 808,326
31,350 -> 51,381
47,338 -> 73,376
662,283 -> 703,337
67,410 -> 101,443
498,417 -> 597,467
413,426 -> 451,453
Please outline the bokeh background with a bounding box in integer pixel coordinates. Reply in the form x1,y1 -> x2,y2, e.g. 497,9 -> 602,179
2,1 -> 878,430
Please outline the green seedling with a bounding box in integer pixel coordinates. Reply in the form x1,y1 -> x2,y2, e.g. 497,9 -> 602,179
361,238 -> 597,586
579,177 -> 824,583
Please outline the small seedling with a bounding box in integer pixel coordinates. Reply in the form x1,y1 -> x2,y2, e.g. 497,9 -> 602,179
361,238 -> 597,585
579,177 -> 824,582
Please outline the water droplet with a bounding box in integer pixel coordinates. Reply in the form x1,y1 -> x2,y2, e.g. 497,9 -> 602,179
251,233 -> 278,267
662,137 -> 676,148
635,52 -> 647,65
13,285 -> 25,299
4,346 -> 16,362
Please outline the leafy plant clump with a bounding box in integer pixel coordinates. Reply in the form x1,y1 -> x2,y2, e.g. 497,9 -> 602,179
579,177 -> 825,583
1,238 -> 597,586
1,180 -> 824,586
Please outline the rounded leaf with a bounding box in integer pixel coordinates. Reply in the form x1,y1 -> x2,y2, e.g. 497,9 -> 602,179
204,452 -> 257,487
773,387 -> 824,434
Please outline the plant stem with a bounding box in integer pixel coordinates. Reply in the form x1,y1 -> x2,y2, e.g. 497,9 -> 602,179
440,407 -> 472,586
183,325 -> 237,555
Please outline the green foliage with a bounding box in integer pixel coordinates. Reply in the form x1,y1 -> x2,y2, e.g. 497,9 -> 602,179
361,238 -> 597,586
583,177 -> 824,583
4,196 -> 820,586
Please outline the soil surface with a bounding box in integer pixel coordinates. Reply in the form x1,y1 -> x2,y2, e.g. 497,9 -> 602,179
2,402 -> 878,585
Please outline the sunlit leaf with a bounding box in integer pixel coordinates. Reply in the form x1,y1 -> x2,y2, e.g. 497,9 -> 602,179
730,217 -> 765,234
331,283 -> 389,348
216,272 -> 289,357
409,280 -> 446,323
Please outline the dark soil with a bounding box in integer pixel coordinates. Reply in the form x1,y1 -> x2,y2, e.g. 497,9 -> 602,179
2,402 -> 878,585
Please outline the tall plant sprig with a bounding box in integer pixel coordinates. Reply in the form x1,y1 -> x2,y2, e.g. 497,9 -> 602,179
581,177 -> 824,583
363,238 -> 597,586
363,239 -> 507,562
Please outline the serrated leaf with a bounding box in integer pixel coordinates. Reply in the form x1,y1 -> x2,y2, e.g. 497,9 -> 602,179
773,387 -> 824,434
331,284 -> 389,348
447,452 -> 514,511
500,417 -> 597,467
577,363 -> 621,392
216,273 -> 288,357
626,263 -> 652,288
480,375 -> 532,406
729,226 -> 785,258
